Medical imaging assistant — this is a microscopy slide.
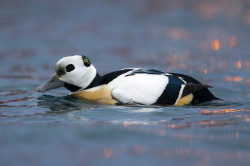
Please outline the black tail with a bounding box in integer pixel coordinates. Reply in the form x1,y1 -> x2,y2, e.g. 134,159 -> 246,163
169,72 -> 221,104
192,88 -> 221,104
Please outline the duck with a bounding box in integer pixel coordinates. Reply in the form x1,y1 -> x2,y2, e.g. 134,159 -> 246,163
36,55 -> 220,106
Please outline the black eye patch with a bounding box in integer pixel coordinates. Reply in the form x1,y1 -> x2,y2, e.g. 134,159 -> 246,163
66,64 -> 75,72
56,69 -> 65,77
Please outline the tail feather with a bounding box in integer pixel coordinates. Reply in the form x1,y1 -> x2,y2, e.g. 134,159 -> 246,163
181,83 -> 212,98
192,88 -> 221,104
169,72 -> 221,104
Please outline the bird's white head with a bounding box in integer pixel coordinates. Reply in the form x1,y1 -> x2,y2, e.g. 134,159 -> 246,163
36,55 -> 97,92
56,55 -> 97,89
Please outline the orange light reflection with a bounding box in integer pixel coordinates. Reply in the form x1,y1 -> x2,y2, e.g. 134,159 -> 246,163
165,28 -> 190,39
246,9 -> 250,24
202,108 -> 250,115
229,36 -> 237,47
102,147 -> 113,158
225,76 -> 244,82
236,61 -> 242,69
212,39 -> 220,50
203,69 -> 208,74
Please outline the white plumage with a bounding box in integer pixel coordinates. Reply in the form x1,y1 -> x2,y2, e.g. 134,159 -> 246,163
110,72 -> 168,105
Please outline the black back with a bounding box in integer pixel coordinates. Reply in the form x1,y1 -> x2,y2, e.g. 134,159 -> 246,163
101,69 -> 133,84
85,69 -> 133,89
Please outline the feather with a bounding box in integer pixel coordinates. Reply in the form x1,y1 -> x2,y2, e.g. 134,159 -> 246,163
110,73 -> 168,105
181,83 -> 212,98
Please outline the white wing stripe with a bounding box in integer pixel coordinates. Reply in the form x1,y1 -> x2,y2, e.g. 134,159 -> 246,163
174,84 -> 185,105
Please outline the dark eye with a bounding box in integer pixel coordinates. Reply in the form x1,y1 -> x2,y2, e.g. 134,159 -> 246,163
66,64 -> 75,72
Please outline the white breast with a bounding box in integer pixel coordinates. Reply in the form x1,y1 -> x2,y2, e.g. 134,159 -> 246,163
108,73 -> 168,105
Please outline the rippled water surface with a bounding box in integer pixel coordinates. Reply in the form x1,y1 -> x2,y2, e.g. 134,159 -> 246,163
1,0 -> 250,166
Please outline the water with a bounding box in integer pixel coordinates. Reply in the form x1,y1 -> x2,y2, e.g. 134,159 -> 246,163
1,0 -> 250,166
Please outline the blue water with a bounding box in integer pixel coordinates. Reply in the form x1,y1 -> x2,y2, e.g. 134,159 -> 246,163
1,0 -> 250,166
